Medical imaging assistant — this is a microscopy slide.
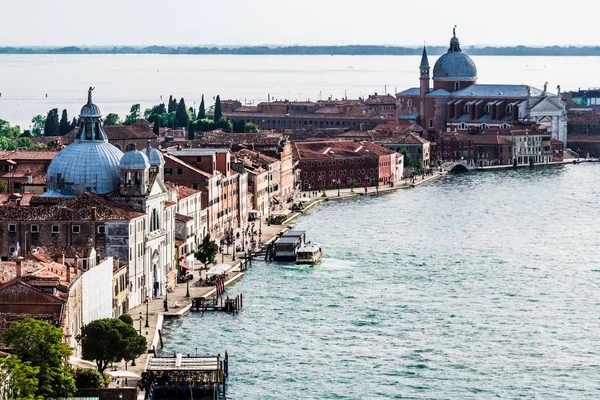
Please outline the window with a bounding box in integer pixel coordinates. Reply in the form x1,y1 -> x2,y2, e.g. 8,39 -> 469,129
52,225 -> 60,233
484,103 -> 490,113
458,122 -> 468,130
454,82 -> 460,91
82,259 -> 88,270
8,224 -> 16,232
9,246 -> 15,253
193,184 -> 198,190
480,124 -> 488,130
177,168 -> 183,175
97,225 -> 106,234
165,168 -> 172,175
196,156 -> 202,162
506,105 -> 512,114
429,119 -> 433,129
72,225 -> 80,234
30,224 -> 39,233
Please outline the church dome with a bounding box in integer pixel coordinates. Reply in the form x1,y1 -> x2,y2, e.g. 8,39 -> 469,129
148,148 -> 165,166
433,29 -> 477,82
120,149 -> 150,169
44,88 -> 124,197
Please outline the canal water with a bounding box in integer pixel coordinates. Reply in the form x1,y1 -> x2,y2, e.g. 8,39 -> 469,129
161,164 -> 600,399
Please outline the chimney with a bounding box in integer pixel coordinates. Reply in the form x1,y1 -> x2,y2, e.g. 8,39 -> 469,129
15,257 -> 22,278
91,207 -> 97,220
66,263 -> 71,283
74,255 -> 79,274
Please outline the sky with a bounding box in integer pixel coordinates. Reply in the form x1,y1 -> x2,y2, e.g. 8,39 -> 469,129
2,0 -> 599,47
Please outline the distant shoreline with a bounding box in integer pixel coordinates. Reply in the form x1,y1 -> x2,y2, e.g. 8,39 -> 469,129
2,45 -> 600,56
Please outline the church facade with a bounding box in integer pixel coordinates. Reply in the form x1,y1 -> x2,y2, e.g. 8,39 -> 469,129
396,29 -> 567,145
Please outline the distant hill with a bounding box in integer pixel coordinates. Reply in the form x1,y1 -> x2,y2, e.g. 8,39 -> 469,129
1,45 -> 600,56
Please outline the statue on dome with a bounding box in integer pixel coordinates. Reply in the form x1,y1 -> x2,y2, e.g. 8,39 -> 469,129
87,86 -> 95,105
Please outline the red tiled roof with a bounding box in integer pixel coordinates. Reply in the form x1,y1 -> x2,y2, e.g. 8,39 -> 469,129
65,123 -> 157,141
0,150 -> 59,161
314,107 -> 343,115
175,185 -> 200,200
376,133 -> 430,145
163,153 -> 212,178
175,213 -> 193,223
234,106 -> 259,113
233,149 -> 279,165
196,132 -> 282,147
2,192 -> 144,221
294,140 -> 395,160
365,94 -> 396,105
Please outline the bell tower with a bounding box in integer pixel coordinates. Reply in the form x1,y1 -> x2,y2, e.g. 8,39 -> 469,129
419,46 -> 430,126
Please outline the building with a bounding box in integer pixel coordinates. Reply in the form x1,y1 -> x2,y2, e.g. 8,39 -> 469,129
364,94 -> 397,120
396,28 -> 568,144
567,112 -> 600,135
0,150 -> 59,194
376,133 -> 431,169
293,140 -> 398,191
63,119 -> 159,151
232,149 -> 280,216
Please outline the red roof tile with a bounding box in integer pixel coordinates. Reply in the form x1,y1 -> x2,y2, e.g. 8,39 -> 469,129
293,140 -> 395,160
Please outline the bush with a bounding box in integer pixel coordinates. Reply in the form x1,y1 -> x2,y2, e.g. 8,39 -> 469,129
74,368 -> 105,389
118,314 -> 133,326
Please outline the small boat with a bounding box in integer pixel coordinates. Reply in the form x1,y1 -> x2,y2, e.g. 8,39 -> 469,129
296,243 -> 323,264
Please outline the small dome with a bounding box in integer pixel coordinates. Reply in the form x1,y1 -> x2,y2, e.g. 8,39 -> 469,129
80,103 -> 102,118
120,149 -> 150,170
45,142 -> 123,196
433,29 -> 477,82
148,148 -> 165,166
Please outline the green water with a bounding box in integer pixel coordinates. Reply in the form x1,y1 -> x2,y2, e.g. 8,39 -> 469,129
162,164 -> 600,399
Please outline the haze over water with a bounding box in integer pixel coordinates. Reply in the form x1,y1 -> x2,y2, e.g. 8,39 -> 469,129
162,164 -> 600,399
1,54 -> 600,128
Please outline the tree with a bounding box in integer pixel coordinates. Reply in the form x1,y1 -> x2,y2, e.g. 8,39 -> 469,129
78,318 -> 147,374
399,148 -> 411,167
0,180 -> 9,194
124,104 -> 141,125
175,98 -> 190,128
59,109 -> 71,135
74,369 -> 105,389
30,115 -> 46,137
195,234 -> 218,268
70,117 -> 78,130
188,121 -> 195,140
214,95 -> 222,120
167,95 -> 177,113
197,95 -> 206,119
153,119 -> 160,134
44,109 -> 59,136
118,314 -> 134,326
0,356 -> 42,400
1,319 -> 76,399
103,113 -> 121,126
244,122 -> 259,133
232,120 -> 244,133
214,117 -> 233,132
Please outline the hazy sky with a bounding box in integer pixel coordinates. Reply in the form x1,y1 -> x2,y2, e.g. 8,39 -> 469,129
3,0 -> 599,47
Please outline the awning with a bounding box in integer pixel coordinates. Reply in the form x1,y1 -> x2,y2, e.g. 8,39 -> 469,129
105,370 -> 141,379
206,264 -> 230,277
179,262 -> 193,271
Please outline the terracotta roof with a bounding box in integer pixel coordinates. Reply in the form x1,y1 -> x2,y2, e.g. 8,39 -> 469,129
0,150 -> 59,161
376,133 -> 430,145
568,113 -> 600,123
196,132 -> 282,147
0,162 -> 49,184
1,192 -> 144,221
374,121 -> 426,135
365,94 -> 396,105
233,149 -> 279,165
223,112 -> 385,121
293,140 -> 395,160
314,107 -> 343,115
440,132 -> 512,145
175,185 -> 200,200
163,153 -> 212,178
175,213 -> 193,223
0,261 -> 43,283
234,106 -> 258,113
258,101 -> 316,107
165,200 -> 177,208
175,239 -> 185,247
65,123 -> 157,141
40,245 -> 95,258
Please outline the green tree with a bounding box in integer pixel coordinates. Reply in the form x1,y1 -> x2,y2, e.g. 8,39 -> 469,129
399,148 -> 411,167
73,368 -> 105,389
124,104 -> 141,125
167,95 -> 177,113
153,119 -> 160,134
244,122 -> 259,132
118,314 -> 134,326
175,98 -> 190,128
214,95 -> 222,120
30,115 -> 46,137
188,121 -> 195,140
197,95 -> 206,119
78,318 -> 147,374
1,319 -> 76,399
214,117 -> 232,132
103,113 -> 121,126
232,120 -> 244,133
70,117 -> 78,130
44,108 -> 59,136
195,233 -> 218,268
194,118 -> 215,132
59,109 -> 71,135
0,356 -> 42,400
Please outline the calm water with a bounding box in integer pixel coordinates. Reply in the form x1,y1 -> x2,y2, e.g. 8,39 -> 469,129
1,54 -> 599,128
162,164 -> 600,399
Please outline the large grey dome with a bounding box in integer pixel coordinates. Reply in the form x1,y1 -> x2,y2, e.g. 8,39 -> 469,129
433,30 -> 477,82
44,88 -> 124,197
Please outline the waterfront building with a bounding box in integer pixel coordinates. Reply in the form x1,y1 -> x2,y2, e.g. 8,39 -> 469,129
567,112 -> 600,135
293,140 -> 399,191
396,29 -> 568,145
0,150 -> 59,195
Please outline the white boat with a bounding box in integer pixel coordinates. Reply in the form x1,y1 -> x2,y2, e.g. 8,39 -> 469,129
296,243 -> 323,264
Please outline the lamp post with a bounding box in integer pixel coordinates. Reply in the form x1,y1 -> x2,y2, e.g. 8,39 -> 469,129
144,297 -> 149,328
163,282 -> 169,312
336,179 -> 340,196
185,271 -> 190,297
138,312 -> 143,335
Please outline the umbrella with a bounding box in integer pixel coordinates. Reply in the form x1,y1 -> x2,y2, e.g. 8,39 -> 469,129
105,370 -> 141,379
206,264 -> 230,277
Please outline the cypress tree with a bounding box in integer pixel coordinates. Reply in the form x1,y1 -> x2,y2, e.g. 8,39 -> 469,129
188,121 -> 195,140
214,95 -> 222,121
168,95 -> 177,113
44,109 -> 59,136
197,95 -> 206,119
70,117 -> 78,130
175,98 -> 190,128
59,109 -> 71,135
153,119 -> 160,135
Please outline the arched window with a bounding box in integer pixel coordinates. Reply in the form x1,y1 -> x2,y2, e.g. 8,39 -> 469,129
484,103 -> 490,113
480,123 -> 488,130
126,143 -> 136,152
506,105 -> 513,114
463,104 -> 470,113
135,172 -> 141,185
150,208 -> 159,231
454,82 -> 460,91
126,171 -> 132,185
458,123 -> 468,130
